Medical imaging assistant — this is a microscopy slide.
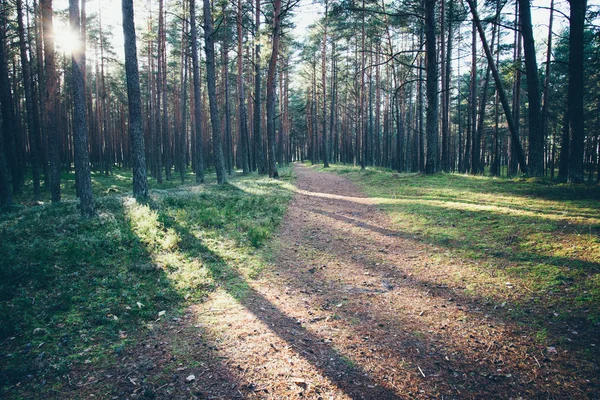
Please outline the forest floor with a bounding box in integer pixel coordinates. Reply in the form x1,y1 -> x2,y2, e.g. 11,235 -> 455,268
2,164 -> 599,399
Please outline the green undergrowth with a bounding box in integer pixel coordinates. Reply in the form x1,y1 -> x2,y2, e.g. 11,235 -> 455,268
314,163 -> 600,328
0,167 -> 294,396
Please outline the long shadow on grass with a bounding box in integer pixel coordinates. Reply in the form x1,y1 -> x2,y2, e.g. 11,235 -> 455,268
159,211 -> 402,399
280,203 -> 599,397
0,197 -> 242,399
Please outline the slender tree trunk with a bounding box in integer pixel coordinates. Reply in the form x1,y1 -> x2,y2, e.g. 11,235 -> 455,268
222,3 -> 233,175
541,0 -> 554,173
424,0 -> 439,174
236,0 -> 249,174
0,3 -> 10,207
254,0 -> 266,174
70,0 -> 94,216
99,10 -> 111,176
17,0 -> 42,200
266,0 -> 281,178
466,0 -> 528,174
159,0 -> 171,181
567,0 -> 587,183
1,3 -> 19,195
360,0 -> 366,170
190,0 -> 204,183
321,1 -> 329,168
180,7 -> 188,183
203,0 -> 227,183
122,0 -> 149,199
518,0 -> 543,176
41,0 -> 60,202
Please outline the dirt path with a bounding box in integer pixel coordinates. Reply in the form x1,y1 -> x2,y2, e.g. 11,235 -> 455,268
92,164 -> 595,399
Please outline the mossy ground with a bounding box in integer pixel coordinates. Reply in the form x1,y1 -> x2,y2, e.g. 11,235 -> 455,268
0,167 -> 294,397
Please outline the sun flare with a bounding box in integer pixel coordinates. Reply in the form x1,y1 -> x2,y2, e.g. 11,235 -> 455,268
53,26 -> 80,54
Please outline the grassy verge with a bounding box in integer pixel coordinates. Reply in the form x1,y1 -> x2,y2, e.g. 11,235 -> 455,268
313,164 -> 600,347
0,167 -> 294,397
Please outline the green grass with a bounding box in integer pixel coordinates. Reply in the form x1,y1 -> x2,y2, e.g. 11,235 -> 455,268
314,163 -> 600,326
0,167 -> 294,397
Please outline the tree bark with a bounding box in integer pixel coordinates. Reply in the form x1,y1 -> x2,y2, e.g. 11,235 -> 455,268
254,0 -> 266,174
321,1 -> 329,168
41,0 -> 60,202
17,0 -> 42,200
190,0 -> 205,183
567,0 -> 587,183
122,0 -> 149,199
236,0 -> 250,174
266,0 -> 281,178
424,0 -> 438,174
465,0 -> 528,174
0,2 -> 19,197
203,0 -> 227,183
71,0 -> 95,216
518,0 -> 543,176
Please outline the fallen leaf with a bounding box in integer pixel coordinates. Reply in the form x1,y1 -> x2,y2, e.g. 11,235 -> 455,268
158,310 -> 166,317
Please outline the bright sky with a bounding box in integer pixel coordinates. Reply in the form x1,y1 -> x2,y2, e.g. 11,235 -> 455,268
50,0 -> 596,63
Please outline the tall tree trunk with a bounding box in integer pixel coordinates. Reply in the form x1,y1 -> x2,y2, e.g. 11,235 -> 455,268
180,7 -> 188,183
70,0 -> 94,216
0,1 -> 10,207
41,0 -> 60,202
424,0 -> 438,174
472,8 -> 499,175
159,0 -> 171,181
510,5 -> 522,176
203,0 -> 227,183
321,1 -> 329,168
99,10 -> 111,176
190,0 -> 204,183
236,0 -> 249,174
222,3 -> 233,175
0,2 -> 19,196
567,0 -> 587,183
541,0 -> 554,174
360,0 -> 366,170
17,0 -> 42,200
254,0 -> 266,174
465,0 -> 528,174
266,0 -> 281,178
122,0 -> 149,199
518,0 -> 543,176
466,5 -> 476,174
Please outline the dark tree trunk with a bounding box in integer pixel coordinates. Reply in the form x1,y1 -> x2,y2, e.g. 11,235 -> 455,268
203,0 -> 227,184
0,4 -> 10,207
321,1 -> 329,168
424,0 -> 438,174
518,0 -> 543,176
122,0 -> 149,199
254,0 -> 266,174
222,6 -> 233,175
0,4 -> 20,197
41,0 -> 60,202
70,0 -> 94,216
567,0 -> 587,183
236,0 -> 249,174
266,0 -> 281,178
159,0 -> 171,181
17,0 -> 42,200
466,0 -> 528,174
190,0 -> 204,183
